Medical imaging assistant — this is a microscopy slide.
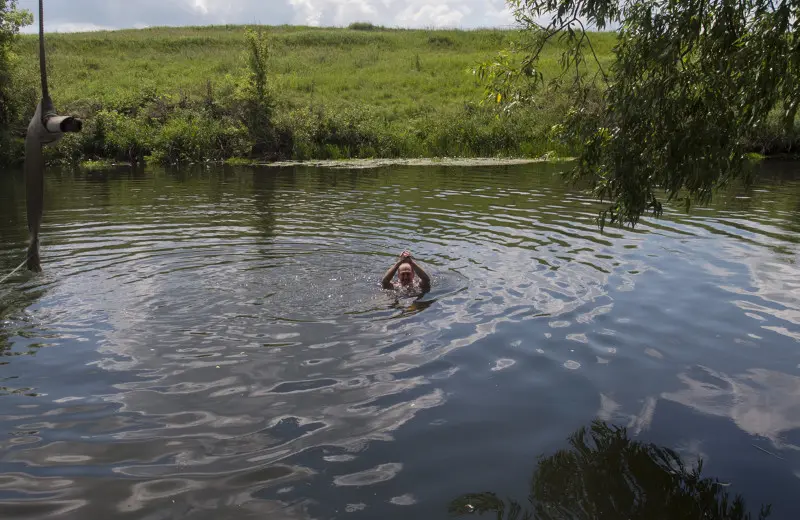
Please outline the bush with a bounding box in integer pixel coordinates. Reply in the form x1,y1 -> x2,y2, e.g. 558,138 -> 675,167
348,22 -> 380,31
428,35 -> 456,47
148,110 -> 248,164
745,108 -> 800,156
0,62 -> 37,166
278,105 -> 394,160
0,1 -> 33,167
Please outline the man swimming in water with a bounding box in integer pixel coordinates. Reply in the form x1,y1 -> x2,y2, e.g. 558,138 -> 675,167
381,251 -> 431,292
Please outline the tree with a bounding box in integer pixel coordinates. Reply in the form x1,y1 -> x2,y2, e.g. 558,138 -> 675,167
477,0 -> 799,228
0,0 -> 32,128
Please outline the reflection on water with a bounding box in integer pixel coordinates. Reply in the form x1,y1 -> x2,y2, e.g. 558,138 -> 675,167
663,366 -> 800,448
0,161 -> 798,519
449,420 -> 772,520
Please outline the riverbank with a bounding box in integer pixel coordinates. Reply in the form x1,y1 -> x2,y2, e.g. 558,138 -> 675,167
255,156 -> 574,169
2,25 -> 796,167
75,156 -> 574,172
1,25 -> 606,166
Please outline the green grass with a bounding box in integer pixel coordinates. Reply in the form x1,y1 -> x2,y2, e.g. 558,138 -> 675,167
4,25 -> 617,165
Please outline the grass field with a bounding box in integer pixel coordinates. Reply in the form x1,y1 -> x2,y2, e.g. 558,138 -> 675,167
5,25 -> 617,165
6,25 -> 794,166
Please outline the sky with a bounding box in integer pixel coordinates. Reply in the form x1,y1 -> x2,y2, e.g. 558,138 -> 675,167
17,0 -> 520,33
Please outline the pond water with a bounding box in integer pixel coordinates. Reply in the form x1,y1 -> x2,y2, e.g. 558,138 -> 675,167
0,162 -> 799,519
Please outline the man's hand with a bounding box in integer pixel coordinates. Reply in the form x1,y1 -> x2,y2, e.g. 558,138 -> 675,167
384,251 -> 411,289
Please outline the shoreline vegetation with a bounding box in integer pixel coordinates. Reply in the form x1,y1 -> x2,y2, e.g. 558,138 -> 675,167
80,156 -> 574,170
2,23 -> 797,168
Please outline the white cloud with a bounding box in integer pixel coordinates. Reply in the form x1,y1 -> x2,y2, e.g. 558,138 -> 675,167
19,0 -> 517,33
292,0 -> 515,28
396,3 -> 471,28
290,0 -> 361,27
193,0 -> 209,14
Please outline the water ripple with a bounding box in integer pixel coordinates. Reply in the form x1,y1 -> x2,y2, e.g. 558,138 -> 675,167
0,163 -> 798,518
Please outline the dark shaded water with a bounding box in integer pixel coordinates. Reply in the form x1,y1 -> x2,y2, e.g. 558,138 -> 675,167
0,162 -> 798,519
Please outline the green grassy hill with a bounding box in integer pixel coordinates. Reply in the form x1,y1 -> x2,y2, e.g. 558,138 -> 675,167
9,25 -> 616,164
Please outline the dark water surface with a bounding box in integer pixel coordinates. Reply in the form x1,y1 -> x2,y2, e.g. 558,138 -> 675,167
0,162 -> 799,519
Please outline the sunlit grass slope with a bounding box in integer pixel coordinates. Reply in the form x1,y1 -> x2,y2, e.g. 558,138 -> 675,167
11,25 -> 617,163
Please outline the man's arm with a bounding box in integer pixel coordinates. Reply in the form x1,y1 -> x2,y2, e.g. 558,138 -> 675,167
408,258 -> 431,290
381,260 -> 403,289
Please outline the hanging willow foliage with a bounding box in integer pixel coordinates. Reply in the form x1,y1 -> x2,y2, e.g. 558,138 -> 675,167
477,0 -> 800,228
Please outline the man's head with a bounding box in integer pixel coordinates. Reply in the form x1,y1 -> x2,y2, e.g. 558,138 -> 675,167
398,263 -> 414,286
